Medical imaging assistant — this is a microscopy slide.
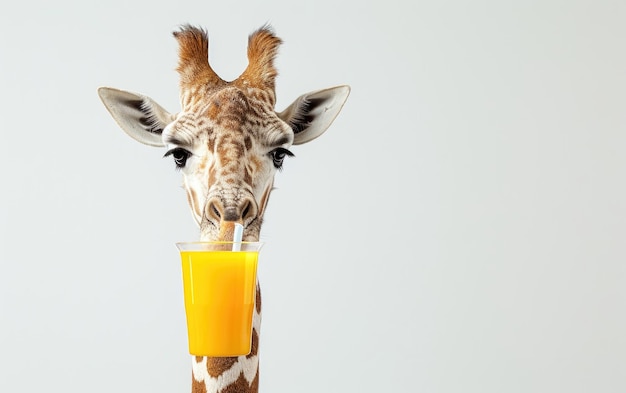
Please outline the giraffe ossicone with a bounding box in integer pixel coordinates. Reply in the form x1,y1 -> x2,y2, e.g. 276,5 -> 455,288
98,25 -> 349,393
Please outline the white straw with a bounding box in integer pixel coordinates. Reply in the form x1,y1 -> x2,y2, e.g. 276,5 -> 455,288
232,223 -> 243,251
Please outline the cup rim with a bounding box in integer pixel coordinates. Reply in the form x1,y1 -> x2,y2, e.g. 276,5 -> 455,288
176,241 -> 264,252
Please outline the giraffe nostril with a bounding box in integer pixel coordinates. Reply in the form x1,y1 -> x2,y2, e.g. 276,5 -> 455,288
206,197 -> 256,224
241,198 -> 257,224
241,201 -> 251,221
209,202 -> 221,220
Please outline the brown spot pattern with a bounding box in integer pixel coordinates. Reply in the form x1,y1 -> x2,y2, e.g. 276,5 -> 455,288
206,356 -> 239,378
256,283 -> 262,314
246,329 -> 259,360
191,372 -> 207,393
208,100 -> 220,119
244,167 -> 252,186
208,134 -> 216,153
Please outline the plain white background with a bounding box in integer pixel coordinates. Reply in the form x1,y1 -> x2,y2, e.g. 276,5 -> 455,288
1,0 -> 624,392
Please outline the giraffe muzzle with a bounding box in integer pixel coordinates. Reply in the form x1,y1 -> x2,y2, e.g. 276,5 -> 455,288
206,196 -> 258,241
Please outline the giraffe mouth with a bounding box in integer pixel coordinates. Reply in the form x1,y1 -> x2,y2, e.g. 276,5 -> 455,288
217,220 -> 242,242
200,218 -> 257,242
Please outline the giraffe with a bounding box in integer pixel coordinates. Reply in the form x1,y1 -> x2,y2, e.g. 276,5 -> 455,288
98,25 -> 349,393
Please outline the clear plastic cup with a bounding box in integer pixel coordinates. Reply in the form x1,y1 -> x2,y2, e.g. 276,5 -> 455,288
176,242 -> 263,356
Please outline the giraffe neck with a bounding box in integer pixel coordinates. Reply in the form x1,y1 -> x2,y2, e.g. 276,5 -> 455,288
191,283 -> 262,393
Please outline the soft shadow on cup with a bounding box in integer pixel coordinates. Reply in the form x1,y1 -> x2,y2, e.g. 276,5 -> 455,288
176,242 -> 263,357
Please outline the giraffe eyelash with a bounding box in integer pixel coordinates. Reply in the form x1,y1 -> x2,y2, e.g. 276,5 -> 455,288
164,147 -> 191,169
270,147 -> 294,170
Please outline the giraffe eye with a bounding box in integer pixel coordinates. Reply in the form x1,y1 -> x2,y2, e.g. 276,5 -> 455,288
164,147 -> 191,169
270,148 -> 294,169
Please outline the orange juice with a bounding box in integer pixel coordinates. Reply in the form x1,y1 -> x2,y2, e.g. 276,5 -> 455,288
180,249 -> 259,356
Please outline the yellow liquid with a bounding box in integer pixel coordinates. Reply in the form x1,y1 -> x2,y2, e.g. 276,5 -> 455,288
180,250 -> 258,356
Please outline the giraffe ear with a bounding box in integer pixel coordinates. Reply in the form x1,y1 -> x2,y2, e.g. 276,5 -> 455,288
98,87 -> 174,147
277,85 -> 350,145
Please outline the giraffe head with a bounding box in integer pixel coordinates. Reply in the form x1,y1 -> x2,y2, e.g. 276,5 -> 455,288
98,25 -> 349,242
